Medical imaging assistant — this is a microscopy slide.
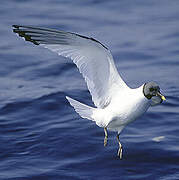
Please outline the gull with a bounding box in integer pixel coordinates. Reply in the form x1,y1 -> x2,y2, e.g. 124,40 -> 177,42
12,25 -> 166,159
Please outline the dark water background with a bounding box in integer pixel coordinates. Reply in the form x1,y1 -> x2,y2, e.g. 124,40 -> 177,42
0,0 -> 179,179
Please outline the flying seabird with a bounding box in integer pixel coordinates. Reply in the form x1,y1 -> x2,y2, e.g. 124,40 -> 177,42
12,25 -> 166,159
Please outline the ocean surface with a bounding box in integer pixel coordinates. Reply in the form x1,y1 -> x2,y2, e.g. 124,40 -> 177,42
0,0 -> 179,179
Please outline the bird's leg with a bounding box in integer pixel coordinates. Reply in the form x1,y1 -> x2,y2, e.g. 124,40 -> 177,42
104,127 -> 108,147
117,134 -> 123,159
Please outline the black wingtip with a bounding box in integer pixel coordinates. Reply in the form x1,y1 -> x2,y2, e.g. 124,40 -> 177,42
12,25 -> 40,46
12,25 -> 108,49
12,25 -> 20,33
12,25 -> 20,28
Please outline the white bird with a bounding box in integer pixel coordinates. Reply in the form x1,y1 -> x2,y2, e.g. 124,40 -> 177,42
13,25 -> 166,159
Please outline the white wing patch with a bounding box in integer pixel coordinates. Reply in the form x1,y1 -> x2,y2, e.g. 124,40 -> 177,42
13,25 -> 129,108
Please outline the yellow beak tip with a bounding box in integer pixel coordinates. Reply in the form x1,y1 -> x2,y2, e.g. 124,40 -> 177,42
162,96 -> 166,101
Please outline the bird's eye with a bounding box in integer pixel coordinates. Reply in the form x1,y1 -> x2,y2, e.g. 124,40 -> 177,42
150,88 -> 154,92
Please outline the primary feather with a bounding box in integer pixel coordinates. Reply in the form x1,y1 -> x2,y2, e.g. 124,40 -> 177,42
13,25 -> 129,108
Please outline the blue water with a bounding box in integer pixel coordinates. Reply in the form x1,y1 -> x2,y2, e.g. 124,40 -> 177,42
0,0 -> 179,179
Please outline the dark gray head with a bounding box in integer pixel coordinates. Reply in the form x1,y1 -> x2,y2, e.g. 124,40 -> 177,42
143,82 -> 166,105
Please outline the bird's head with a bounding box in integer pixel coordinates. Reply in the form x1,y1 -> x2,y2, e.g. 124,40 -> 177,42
143,82 -> 166,106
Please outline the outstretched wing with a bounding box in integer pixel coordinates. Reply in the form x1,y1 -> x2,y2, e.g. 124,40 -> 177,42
13,25 -> 129,108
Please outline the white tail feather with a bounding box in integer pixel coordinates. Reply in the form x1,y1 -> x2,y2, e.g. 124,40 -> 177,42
66,96 -> 94,120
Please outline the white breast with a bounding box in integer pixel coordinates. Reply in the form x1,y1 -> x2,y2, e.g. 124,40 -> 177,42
92,85 -> 151,132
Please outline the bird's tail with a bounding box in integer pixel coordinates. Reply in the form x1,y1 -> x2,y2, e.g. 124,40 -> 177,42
66,96 -> 94,120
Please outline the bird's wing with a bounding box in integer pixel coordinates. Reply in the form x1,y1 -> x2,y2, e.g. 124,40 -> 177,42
13,25 -> 129,108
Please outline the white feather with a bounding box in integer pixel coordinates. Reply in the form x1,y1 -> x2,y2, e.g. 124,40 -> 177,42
41,42 -> 128,108
13,25 -> 128,108
13,25 -> 151,133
